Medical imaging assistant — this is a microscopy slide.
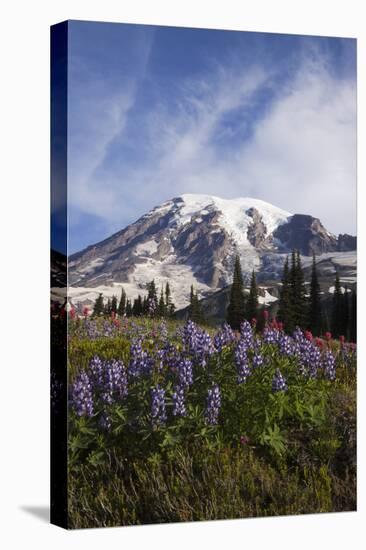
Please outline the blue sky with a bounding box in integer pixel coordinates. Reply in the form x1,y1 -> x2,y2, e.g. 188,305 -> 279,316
66,20 -> 356,254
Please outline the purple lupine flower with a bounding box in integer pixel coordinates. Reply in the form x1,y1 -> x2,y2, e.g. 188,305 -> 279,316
182,320 -> 214,366
177,358 -> 193,388
292,327 -> 304,342
235,340 -> 251,383
272,369 -> 288,392
278,334 -> 294,356
151,385 -> 167,425
240,320 -> 254,349
101,359 -> 128,404
205,384 -> 221,425
89,355 -> 104,386
155,348 -> 165,373
129,339 -> 154,377
299,344 -> 322,379
214,323 -> 235,352
161,342 -> 180,370
182,320 -> 200,353
71,371 -> 94,417
196,330 -> 215,367
252,353 -> 264,368
172,385 -> 186,417
289,331 -> 322,379
84,319 -> 99,339
263,327 -> 279,345
322,350 -> 336,381
102,320 -> 118,338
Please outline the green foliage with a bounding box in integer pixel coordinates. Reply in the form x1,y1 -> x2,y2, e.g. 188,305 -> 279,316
331,273 -> 343,338
227,255 -> 246,330
93,293 -> 104,317
246,270 -> 259,321
189,285 -> 204,323
278,256 -> 291,328
111,295 -> 117,314
67,316 -> 356,528
117,288 -> 126,316
308,253 -> 322,335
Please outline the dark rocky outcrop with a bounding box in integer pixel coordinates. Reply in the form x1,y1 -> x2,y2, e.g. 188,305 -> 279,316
337,233 -> 357,252
273,214 -> 338,255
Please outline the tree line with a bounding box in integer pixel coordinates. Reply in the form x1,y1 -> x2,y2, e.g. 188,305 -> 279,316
226,251 -> 356,341
92,280 -> 176,319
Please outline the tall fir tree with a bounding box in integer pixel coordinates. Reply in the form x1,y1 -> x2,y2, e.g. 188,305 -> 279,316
341,286 -> 350,340
165,282 -> 175,318
93,293 -> 104,317
117,288 -> 126,316
125,299 -> 132,317
189,286 -> 204,323
147,280 -> 158,315
137,295 -> 143,315
158,288 -> 166,317
132,295 -> 143,316
246,270 -> 259,321
350,288 -> 357,343
111,295 -> 118,314
226,254 -> 246,330
104,297 -> 112,315
288,250 -> 307,331
331,273 -> 343,338
308,253 -> 322,335
277,256 -> 292,331
165,282 -> 171,308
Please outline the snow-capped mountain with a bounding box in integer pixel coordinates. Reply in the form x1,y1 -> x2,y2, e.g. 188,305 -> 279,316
65,194 -> 356,309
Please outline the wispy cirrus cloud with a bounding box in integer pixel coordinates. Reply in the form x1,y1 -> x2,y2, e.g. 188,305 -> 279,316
67,25 -> 356,253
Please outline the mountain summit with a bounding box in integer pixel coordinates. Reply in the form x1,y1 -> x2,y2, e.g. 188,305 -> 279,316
68,194 -> 356,308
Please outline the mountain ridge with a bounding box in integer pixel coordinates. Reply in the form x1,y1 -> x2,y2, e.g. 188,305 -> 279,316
66,194 -> 356,309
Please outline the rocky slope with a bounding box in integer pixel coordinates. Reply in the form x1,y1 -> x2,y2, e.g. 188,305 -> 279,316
66,194 -> 356,309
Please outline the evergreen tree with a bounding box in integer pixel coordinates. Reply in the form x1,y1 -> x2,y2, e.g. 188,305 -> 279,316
246,270 -> 259,321
117,288 -> 126,316
168,302 -> 176,318
190,285 -> 194,308
288,250 -> 307,330
189,286 -> 204,323
125,299 -> 132,317
277,256 -> 292,331
147,280 -> 158,316
158,288 -> 166,317
111,295 -> 118,314
132,295 -> 143,316
137,294 -> 143,316
331,273 -> 343,338
308,253 -> 322,335
93,293 -> 104,317
349,288 -> 357,343
341,286 -> 350,340
104,297 -> 112,315
165,282 -> 171,308
226,254 -> 246,330
164,282 -> 175,318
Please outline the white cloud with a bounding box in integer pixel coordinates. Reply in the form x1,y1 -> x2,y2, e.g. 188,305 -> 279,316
68,49 -> 357,249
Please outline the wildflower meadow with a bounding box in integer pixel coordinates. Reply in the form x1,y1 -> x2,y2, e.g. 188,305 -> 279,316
60,314 -> 356,528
